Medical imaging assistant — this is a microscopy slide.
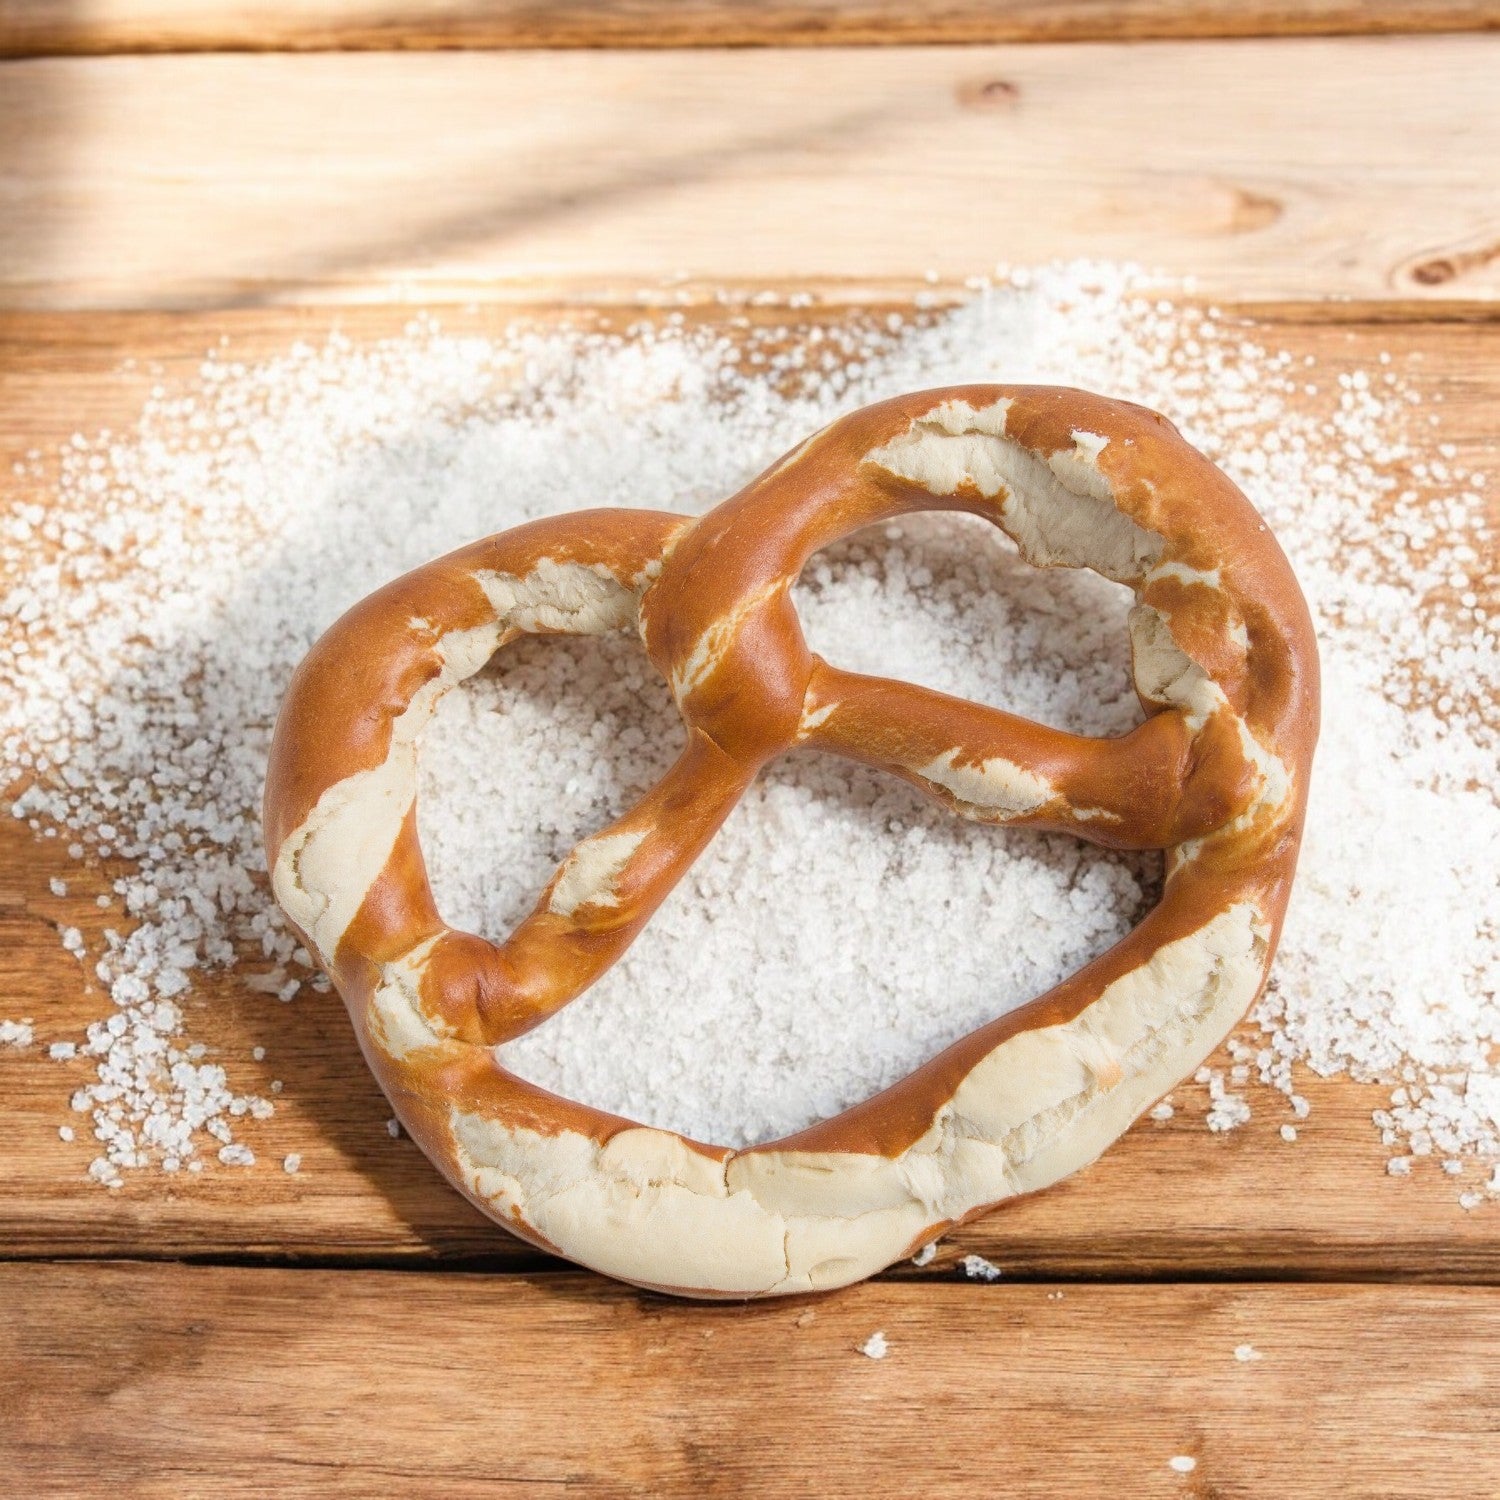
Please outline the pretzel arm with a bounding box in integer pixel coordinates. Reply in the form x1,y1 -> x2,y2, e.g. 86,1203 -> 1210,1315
798,662 -> 1253,850
421,729 -> 753,1047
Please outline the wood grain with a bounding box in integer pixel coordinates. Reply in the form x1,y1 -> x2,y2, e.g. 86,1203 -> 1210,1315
1,40 -> 1498,310
1,0 -> 1494,54
3,303 -> 1497,1278
4,1264 -> 1499,1497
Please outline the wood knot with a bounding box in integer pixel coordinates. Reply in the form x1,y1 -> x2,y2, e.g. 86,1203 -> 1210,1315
1410,258 -> 1457,286
958,78 -> 1021,110
1226,188 -> 1282,235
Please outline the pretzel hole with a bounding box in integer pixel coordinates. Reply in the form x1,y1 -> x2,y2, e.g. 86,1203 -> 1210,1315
795,510 -> 1144,737
417,630 -> 682,936
412,511 -> 1162,1149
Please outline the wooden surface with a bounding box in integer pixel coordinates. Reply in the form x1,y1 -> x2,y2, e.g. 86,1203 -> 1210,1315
2,0 -> 1495,53
3,1266 -> 1497,1497
3,18 -> 1499,1497
2,40 -> 1500,310
2,303 -> 1498,1287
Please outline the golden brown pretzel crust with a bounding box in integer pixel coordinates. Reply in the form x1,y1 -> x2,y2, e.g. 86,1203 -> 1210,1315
264,386 -> 1319,1297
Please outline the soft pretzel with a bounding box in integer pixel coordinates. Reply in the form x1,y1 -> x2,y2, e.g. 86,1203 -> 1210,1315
264,386 -> 1318,1298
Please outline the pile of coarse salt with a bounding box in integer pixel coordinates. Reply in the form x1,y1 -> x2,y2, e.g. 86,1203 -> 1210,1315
2,263 -> 1495,1198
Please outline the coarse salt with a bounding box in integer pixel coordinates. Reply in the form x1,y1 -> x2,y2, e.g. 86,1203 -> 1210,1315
0,264 -> 1493,1193
961,1254 -> 1003,1282
0,1020 -> 34,1048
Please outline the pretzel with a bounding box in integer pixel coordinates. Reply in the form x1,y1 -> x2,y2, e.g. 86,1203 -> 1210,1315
264,385 -> 1318,1298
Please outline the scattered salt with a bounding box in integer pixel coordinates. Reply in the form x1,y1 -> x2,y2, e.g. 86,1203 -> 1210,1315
1169,1456 -> 1197,1475
859,1331 -> 889,1360
0,1020 -> 34,1048
48,1041 -> 76,1061
283,1153 -> 301,1174
0,264 -> 1493,1193
1234,1344 -> 1263,1362
911,1242 -> 938,1267
1280,1125 -> 1298,1143
58,1125 -> 74,1142
961,1254 -> 1003,1282
386,1119 -> 401,1139
1150,1101 -> 1175,1122
48,877 -> 66,896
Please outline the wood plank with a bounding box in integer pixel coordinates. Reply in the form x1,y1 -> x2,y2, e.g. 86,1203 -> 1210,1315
3,303 -> 1497,1277
5,1264 -> 1499,1497
1,40 -> 1498,310
0,0 -> 1493,55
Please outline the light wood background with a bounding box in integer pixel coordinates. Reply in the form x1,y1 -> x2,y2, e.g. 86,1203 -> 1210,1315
2,5 -> 1498,1495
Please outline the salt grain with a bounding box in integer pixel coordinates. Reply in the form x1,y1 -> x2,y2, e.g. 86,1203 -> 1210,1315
1169,1456 -> 1197,1475
0,1020 -> 34,1048
2,264 -> 1494,1190
961,1254 -> 1003,1282
859,1331 -> 889,1360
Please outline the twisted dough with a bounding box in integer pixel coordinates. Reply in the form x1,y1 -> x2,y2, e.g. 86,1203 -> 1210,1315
264,386 -> 1319,1297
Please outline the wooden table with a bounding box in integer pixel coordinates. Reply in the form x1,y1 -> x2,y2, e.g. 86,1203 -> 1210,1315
2,5 -> 1498,1494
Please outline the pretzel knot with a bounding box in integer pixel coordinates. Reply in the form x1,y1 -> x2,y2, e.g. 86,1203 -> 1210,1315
264,386 -> 1318,1298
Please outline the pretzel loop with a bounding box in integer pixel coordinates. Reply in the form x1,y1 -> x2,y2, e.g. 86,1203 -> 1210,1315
265,385 -> 1318,1299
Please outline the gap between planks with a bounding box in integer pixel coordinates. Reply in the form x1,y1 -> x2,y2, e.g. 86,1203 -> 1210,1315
3,1264 -> 1498,1499
0,0 -> 1495,55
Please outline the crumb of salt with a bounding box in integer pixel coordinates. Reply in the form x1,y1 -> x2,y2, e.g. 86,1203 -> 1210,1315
1234,1344 -> 1263,1362
961,1254 -> 1002,1282
1280,1125 -> 1298,1143
1387,1157 -> 1413,1177
0,1020 -> 34,1048
1150,1101 -> 1175,1122
1169,1456 -> 1197,1475
48,1041 -> 77,1061
218,1143 -> 255,1167
386,1118 -> 401,1138
48,877 -> 67,896
283,1153 -> 301,1174
1202,1069 -> 1252,1133
859,1331 -> 889,1360
251,1046 -> 266,1062
58,1125 -> 74,1142
911,1242 -> 938,1267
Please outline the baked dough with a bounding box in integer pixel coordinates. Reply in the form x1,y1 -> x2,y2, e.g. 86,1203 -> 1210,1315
263,386 -> 1319,1297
